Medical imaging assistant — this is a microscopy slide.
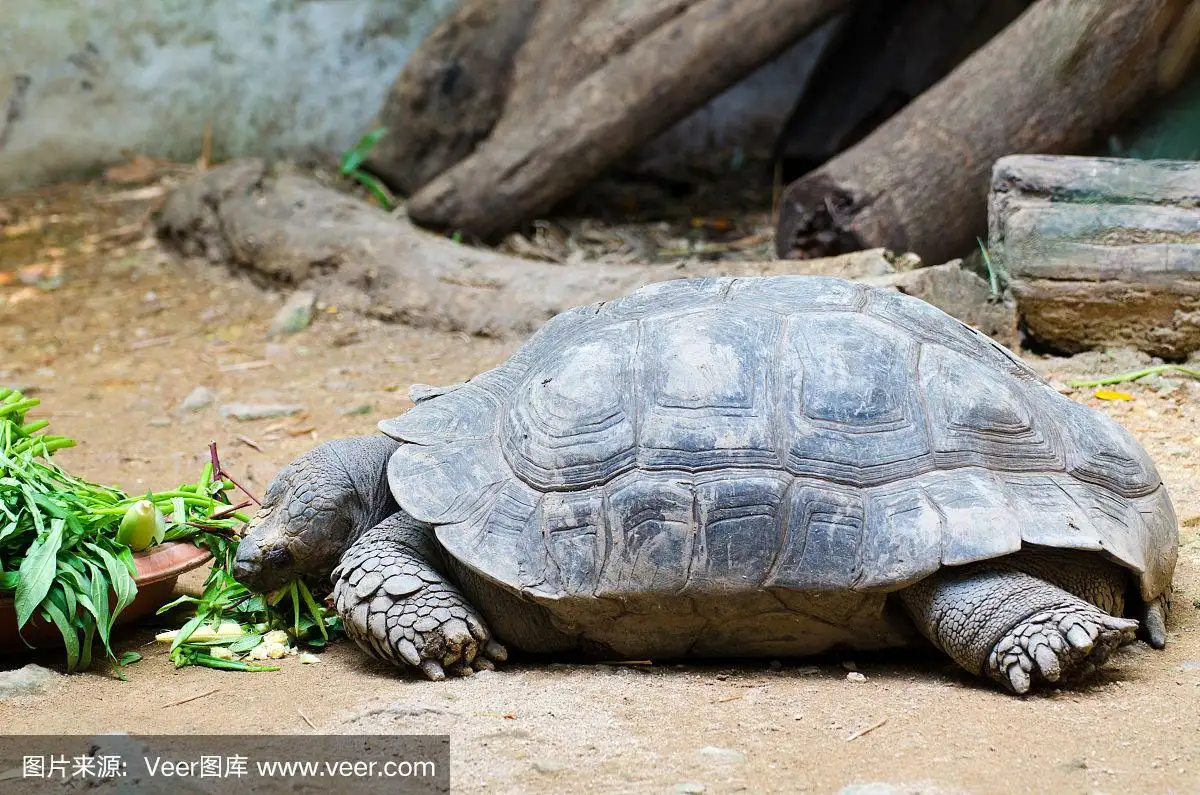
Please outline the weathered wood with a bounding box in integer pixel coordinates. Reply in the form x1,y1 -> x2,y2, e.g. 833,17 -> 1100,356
365,0 -> 539,197
407,0 -> 851,241
775,0 -> 1200,266
990,154 -> 1200,358
156,162 -> 956,340
774,0 -> 1031,177
493,1 -> 697,141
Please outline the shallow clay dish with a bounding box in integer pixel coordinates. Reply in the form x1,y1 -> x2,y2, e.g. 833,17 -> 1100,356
0,541 -> 212,652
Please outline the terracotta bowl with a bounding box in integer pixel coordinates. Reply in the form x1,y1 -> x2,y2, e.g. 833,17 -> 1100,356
0,541 -> 213,653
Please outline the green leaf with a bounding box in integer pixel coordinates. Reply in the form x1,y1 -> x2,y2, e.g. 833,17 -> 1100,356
171,613 -> 207,653
40,592 -> 80,672
85,542 -> 137,637
118,651 -> 142,666
297,579 -> 329,641
350,171 -> 392,209
78,614 -> 96,671
339,127 -> 387,174
14,517 -> 64,628
227,633 -> 265,653
83,559 -> 113,652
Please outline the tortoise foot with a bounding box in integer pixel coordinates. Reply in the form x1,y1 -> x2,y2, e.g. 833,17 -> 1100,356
332,514 -> 508,680
986,605 -> 1138,694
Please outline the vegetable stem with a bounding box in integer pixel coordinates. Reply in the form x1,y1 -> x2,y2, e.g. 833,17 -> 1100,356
1070,364 -> 1200,388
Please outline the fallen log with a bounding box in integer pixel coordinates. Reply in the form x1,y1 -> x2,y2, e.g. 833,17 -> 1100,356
492,1 -> 698,141
776,0 -> 1200,265
774,0 -> 1030,178
153,160 -> 672,338
152,161 -> 944,339
407,0 -> 851,241
365,0 -> 539,197
989,154 -> 1200,359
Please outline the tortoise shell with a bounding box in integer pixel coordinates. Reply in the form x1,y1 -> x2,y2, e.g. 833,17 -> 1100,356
380,277 -> 1177,604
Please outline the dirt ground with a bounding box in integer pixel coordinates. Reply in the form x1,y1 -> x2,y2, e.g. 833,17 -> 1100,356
0,172 -> 1198,795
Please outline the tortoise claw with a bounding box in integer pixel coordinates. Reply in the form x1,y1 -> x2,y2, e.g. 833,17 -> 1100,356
420,660 -> 446,681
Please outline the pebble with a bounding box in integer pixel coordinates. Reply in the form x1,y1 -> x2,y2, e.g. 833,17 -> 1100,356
0,664 -> 58,699
837,785 -> 912,795
179,386 -> 216,413
148,416 -> 172,427
531,759 -> 565,774
298,653 -> 320,664
846,672 -> 868,683
268,290 -> 317,337
694,746 -> 745,765
674,783 -> 707,794
220,403 -> 303,421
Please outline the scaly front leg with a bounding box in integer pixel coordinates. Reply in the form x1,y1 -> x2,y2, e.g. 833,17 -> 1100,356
332,511 -> 507,680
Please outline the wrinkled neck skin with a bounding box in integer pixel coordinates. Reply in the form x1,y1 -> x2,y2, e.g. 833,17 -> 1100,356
335,436 -> 402,551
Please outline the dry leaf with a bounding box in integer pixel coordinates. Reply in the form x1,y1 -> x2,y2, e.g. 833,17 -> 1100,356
1094,389 -> 1134,401
104,154 -> 160,184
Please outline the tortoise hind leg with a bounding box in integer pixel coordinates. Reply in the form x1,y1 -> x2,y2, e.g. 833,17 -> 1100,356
332,511 -> 507,680
898,560 -> 1138,694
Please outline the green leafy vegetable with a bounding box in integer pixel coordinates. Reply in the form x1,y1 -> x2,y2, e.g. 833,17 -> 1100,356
0,388 -> 248,672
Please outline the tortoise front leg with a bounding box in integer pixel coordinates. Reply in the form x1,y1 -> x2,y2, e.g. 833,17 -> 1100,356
332,511 -> 507,680
898,560 -> 1138,694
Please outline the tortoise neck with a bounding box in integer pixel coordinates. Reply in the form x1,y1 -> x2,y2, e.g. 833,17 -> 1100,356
337,434 -> 402,546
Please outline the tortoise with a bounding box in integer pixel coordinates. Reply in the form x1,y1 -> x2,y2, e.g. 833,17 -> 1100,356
232,276 -> 1177,694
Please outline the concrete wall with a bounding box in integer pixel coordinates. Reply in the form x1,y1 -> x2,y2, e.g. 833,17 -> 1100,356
0,0 -> 833,195
0,0 -> 458,193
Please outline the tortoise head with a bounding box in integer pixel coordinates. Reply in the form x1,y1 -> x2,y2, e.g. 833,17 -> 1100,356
232,436 -> 399,592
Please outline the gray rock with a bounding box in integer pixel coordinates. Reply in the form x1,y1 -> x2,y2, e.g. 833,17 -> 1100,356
220,403 -> 303,421
837,785 -> 948,795
179,386 -> 216,413
149,416 -> 172,427
674,783 -> 707,794
694,746 -> 745,765
531,759 -> 565,774
0,664 -> 58,699
860,260 -> 1017,349
268,290 -> 317,337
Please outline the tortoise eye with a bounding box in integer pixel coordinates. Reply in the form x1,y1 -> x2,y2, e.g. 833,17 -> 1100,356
264,546 -> 293,567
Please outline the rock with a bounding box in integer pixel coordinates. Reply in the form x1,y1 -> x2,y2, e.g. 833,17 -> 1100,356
179,386 -> 216,413
990,155 -> 1200,358
720,249 -> 900,280
220,403 -> 303,421
674,783 -> 707,794
0,664 -> 58,699
694,746 -> 745,765
268,290 -> 317,337
149,416 -> 172,428
846,672 -> 868,683
531,759 -> 565,774
860,260 -> 1018,348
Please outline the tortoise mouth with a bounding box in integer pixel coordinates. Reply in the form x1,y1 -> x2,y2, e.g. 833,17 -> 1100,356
232,507 -> 295,592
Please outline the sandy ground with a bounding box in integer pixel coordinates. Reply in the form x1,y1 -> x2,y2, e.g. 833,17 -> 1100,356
0,174 -> 1198,795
